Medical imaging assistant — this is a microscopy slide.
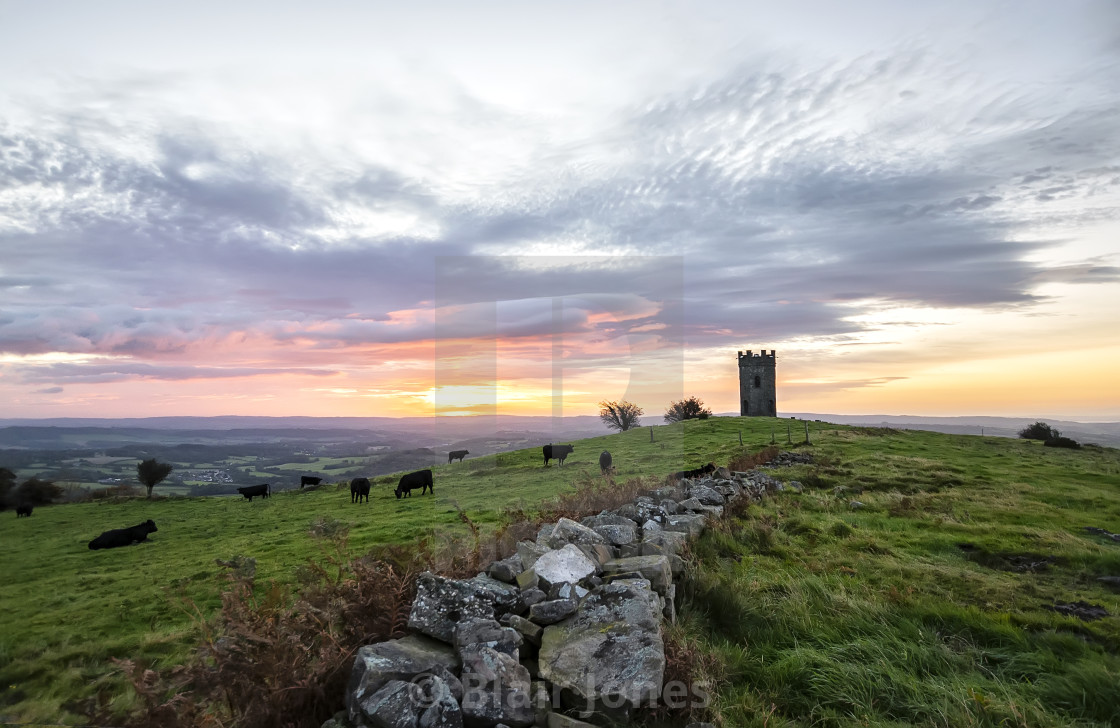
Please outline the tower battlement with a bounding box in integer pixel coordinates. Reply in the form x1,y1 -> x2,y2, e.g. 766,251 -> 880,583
738,348 -> 777,416
738,349 -> 776,362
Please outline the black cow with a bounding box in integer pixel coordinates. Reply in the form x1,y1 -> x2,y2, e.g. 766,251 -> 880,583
15,504 -> 32,518
300,476 -> 323,488
350,477 -> 371,504
599,450 -> 613,475
543,443 -> 574,466
237,483 -> 270,501
448,449 -> 469,464
396,469 -> 433,499
88,520 -> 158,550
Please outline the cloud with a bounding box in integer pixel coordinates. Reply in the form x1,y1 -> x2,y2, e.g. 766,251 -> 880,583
0,35 -> 1117,401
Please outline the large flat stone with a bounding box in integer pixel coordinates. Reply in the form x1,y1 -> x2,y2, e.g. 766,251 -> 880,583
538,579 -> 665,715
347,634 -> 459,724
357,676 -> 463,728
408,572 -> 520,644
542,518 -> 608,549
459,645 -> 535,727
601,555 -> 672,596
532,544 -> 597,587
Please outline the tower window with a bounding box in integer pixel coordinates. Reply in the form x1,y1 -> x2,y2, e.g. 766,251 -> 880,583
754,375 -> 761,388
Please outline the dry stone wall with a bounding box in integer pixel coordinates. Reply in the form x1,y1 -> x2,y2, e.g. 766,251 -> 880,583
324,465 -> 787,728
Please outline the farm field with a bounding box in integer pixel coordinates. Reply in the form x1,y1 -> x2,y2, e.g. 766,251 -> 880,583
1,417 -> 1118,726
0,416 -> 724,724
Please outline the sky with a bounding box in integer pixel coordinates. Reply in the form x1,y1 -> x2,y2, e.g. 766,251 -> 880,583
1,0 -> 1119,421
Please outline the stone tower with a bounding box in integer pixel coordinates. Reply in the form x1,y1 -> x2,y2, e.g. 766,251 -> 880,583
738,349 -> 777,417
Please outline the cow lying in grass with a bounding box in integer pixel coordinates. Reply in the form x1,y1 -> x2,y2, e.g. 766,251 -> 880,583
15,504 -> 32,517
88,520 -> 158,550
350,477 -> 371,503
396,469 -> 433,499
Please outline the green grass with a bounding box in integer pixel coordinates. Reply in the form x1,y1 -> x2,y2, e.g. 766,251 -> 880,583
0,418 -> 723,724
3,418 -> 1119,726
676,427 -> 1120,727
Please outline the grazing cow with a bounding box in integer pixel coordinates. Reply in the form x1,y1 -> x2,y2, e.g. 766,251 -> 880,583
237,483 -> 270,501
88,520 -> 158,550
599,450 -> 613,475
543,443 -> 575,466
671,463 -> 717,480
300,476 -> 323,488
15,504 -> 32,518
448,449 -> 470,464
350,477 -> 371,504
396,469 -> 433,499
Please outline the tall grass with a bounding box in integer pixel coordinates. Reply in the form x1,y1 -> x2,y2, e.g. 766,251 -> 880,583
676,426 -> 1120,727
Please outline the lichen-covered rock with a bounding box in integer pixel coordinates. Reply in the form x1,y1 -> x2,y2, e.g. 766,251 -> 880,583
531,544 -> 596,588
592,523 -> 636,546
486,554 -> 524,584
642,528 -> 688,555
408,573 -> 520,644
678,497 -> 704,512
548,582 -> 587,601
543,518 -> 608,548
580,512 -> 636,530
662,514 -> 707,539
518,586 -> 547,608
575,543 -> 617,568
538,578 -> 665,715
517,540 -> 550,572
459,645 -> 535,727
600,555 -> 672,596
515,568 -> 540,592
506,614 -> 544,647
528,596 -> 578,625
687,485 -> 725,506
357,676 -> 462,728
347,635 -> 459,724
453,618 -> 520,659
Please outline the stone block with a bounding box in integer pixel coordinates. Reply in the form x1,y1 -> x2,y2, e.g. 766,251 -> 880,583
533,544 -> 597,588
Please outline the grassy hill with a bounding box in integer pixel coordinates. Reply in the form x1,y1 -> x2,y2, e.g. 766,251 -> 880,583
679,427 -> 1120,727
1,418 -> 1118,726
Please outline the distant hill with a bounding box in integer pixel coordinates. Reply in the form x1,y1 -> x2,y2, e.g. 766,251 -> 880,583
0,415 -> 611,451
774,413 -> 1120,447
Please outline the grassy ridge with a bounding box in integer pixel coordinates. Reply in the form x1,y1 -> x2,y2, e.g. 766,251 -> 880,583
0,418 -> 715,724
679,427 -> 1120,727
2,418 -> 1119,726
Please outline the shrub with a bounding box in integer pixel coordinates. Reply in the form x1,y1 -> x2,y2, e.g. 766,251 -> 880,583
1018,421 -> 1057,441
599,400 -> 643,432
0,467 -> 15,509
1044,436 -> 1081,449
13,478 -> 62,506
664,396 -> 713,424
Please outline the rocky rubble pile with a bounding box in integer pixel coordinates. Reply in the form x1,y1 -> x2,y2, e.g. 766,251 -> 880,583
322,463 -> 792,728
760,450 -> 814,468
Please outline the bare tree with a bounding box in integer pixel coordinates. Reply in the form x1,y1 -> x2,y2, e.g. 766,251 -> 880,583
664,396 -> 713,424
137,458 -> 173,498
599,400 -> 643,432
